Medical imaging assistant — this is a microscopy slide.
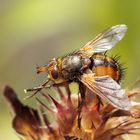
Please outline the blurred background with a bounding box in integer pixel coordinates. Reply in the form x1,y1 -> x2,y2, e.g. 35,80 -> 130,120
1,0 -> 140,139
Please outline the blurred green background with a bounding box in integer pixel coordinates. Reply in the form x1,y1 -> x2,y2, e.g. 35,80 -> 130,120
1,0 -> 140,139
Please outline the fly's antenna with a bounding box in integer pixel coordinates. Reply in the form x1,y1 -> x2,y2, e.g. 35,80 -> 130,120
36,66 -> 48,74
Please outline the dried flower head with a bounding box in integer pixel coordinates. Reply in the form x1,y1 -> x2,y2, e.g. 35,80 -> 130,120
3,80 -> 140,140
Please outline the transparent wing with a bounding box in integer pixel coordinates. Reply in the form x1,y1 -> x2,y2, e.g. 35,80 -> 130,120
79,24 -> 127,56
80,74 -> 131,110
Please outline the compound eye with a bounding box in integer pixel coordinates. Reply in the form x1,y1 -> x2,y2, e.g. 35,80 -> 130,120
51,67 -> 59,79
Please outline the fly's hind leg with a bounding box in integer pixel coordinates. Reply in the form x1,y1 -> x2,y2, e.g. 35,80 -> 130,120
96,95 -> 104,111
77,82 -> 86,128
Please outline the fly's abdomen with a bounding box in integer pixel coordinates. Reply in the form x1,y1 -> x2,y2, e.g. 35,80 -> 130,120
91,54 -> 123,82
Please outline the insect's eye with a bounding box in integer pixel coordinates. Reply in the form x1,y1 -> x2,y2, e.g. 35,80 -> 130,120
51,66 -> 59,79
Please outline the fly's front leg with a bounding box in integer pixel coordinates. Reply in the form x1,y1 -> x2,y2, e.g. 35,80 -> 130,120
24,79 -> 50,93
24,80 -> 68,99
24,79 -> 50,99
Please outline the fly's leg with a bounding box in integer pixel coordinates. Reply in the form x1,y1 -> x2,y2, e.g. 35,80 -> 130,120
77,82 -> 86,129
97,95 -> 104,111
24,79 -> 50,99
24,80 -> 68,99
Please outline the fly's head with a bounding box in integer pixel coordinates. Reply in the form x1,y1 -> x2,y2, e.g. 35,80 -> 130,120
36,58 -> 62,81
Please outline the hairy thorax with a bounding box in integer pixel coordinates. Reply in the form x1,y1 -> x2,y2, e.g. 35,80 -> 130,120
61,54 -> 91,81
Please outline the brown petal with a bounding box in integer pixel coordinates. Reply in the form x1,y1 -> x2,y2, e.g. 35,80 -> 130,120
3,86 -> 44,139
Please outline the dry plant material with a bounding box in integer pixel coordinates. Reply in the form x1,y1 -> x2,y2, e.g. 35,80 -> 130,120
3,83 -> 140,140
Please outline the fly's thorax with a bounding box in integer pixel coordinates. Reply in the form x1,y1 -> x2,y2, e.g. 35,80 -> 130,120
91,54 -> 123,82
61,54 -> 91,80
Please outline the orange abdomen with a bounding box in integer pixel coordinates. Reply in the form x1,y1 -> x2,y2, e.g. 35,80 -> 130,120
91,54 -> 123,82
92,65 -> 120,82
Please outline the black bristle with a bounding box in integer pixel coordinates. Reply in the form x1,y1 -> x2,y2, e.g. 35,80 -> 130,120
111,54 -> 127,82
